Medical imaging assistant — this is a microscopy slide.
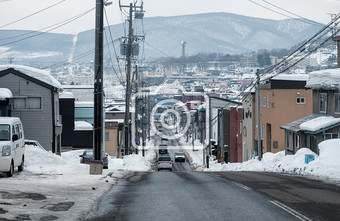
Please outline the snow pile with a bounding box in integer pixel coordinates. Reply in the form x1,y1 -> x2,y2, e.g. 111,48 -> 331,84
300,116 -> 340,132
0,88 -> 12,100
74,121 -> 93,130
306,68 -> 340,89
59,91 -> 74,99
24,145 -> 153,177
307,139 -> 340,181
122,154 -> 152,172
191,139 -> 340,183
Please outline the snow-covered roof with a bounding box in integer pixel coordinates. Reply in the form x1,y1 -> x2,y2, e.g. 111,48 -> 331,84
75,101 -> 94,108
105,119 -> 124,123
74,121 -> 93,131
272,74 -> 308,81
0,65 -> 62,90
59,91 -> 74,99
300,116 -> 340,132
0,88 -> 12,100
306,68 -> 340,89
63,85 -> 93,89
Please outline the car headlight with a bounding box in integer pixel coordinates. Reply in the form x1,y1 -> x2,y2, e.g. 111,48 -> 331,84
2,145 -> 11,156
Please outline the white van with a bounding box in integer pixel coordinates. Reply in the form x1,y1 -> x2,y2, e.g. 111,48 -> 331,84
0,117 -> 25,177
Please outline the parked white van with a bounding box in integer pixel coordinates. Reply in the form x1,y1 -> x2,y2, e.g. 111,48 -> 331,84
0,117 -> 25,177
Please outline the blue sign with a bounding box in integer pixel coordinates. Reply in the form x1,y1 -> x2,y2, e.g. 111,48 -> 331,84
135,137 -> 139,143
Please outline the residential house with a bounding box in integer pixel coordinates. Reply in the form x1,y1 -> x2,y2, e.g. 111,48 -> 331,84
0,65 -> 62,153
229,107 -> 243,163
257,74 -> 313,154
105,119 -> 123,157
209,96 -> 241,162
281,69 -> 340,154
59,92 -> 93,149
241,88 -> 256,161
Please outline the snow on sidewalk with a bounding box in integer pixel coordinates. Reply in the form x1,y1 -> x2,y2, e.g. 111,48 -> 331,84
0,146 -> 153,221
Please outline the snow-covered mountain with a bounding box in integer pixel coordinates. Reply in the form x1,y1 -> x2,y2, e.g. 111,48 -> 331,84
0,12 -> 322,65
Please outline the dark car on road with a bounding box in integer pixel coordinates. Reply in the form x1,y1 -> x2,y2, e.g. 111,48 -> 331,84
79,150 -> 109,169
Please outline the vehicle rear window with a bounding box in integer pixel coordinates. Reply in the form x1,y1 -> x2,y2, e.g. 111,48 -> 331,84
159,157 -> 171,161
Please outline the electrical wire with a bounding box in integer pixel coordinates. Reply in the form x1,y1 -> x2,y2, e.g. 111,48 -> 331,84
208,13 -> 340,128
248,0 -> 323,27
0,7 -> 95,47
259,0 -> 321,26
0,0 -> 66,29
144,41 -> 181,64
260,13 -> 340,79
104,7 -> 125,83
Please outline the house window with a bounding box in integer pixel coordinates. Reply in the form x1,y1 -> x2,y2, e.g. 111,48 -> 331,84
320,93 -> 327,113
262,96 -> 266,107
28,97 -> 41,109
335,93 -> 340,113
296,97 -> 306,104
105,132 -> 110,141
13,97 -> 42,110
13,98 -> 26,109
267,93 -> 270,108
261,125 -> 264,140
324,133 -> 339,140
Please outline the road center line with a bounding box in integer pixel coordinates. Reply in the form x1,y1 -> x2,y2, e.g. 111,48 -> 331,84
231,181 -> 252,191
270,200 -> 312,221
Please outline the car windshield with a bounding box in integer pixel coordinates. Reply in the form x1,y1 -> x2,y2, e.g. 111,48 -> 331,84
0,125 -> 10,141
175,153 -> 184,156
159,157 -> 171,161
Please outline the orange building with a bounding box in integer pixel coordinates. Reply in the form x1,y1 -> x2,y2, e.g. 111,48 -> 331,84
255,75 -> 313,153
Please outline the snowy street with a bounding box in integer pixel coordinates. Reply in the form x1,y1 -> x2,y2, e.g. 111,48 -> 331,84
1,138 -> 340,220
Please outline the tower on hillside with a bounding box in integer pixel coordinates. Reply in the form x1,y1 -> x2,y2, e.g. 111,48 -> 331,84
181,41 -> 187,74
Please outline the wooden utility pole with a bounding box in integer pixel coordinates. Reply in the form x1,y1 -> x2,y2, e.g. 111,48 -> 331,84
256,69 -> 262,161
93,0 -> 104,162
122,3 -> 133,156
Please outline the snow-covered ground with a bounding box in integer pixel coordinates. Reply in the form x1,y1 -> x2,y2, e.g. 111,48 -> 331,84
184,138 -> 340,185
1,138 -> 339,220
0,146 -> 154,221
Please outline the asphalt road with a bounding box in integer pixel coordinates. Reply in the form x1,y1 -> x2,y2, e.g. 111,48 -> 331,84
83,171 -> 316,221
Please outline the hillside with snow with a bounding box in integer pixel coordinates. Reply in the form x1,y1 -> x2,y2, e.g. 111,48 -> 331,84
0,12 -> 322,65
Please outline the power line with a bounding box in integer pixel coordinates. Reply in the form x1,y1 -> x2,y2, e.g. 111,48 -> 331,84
208,13 -> 340,129
248,0 -> 323,27
0,0 -> 66,29
144,41 -> 181,64
0,8 -> 95,47
104,7 -> 125,83
259,0 -> 321,26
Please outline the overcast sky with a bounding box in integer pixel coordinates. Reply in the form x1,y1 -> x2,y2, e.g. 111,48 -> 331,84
0,0 -> 339,34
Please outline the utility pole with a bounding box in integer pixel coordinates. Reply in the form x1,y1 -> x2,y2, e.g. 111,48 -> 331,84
93,0 -> 104,162
119,2 -> 144,157
219,109 -> 224,162
122,3 -> 133,156
256,69 -> 262,161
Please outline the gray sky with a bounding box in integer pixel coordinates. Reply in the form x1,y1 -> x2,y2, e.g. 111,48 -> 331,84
0,0 -> 339,34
